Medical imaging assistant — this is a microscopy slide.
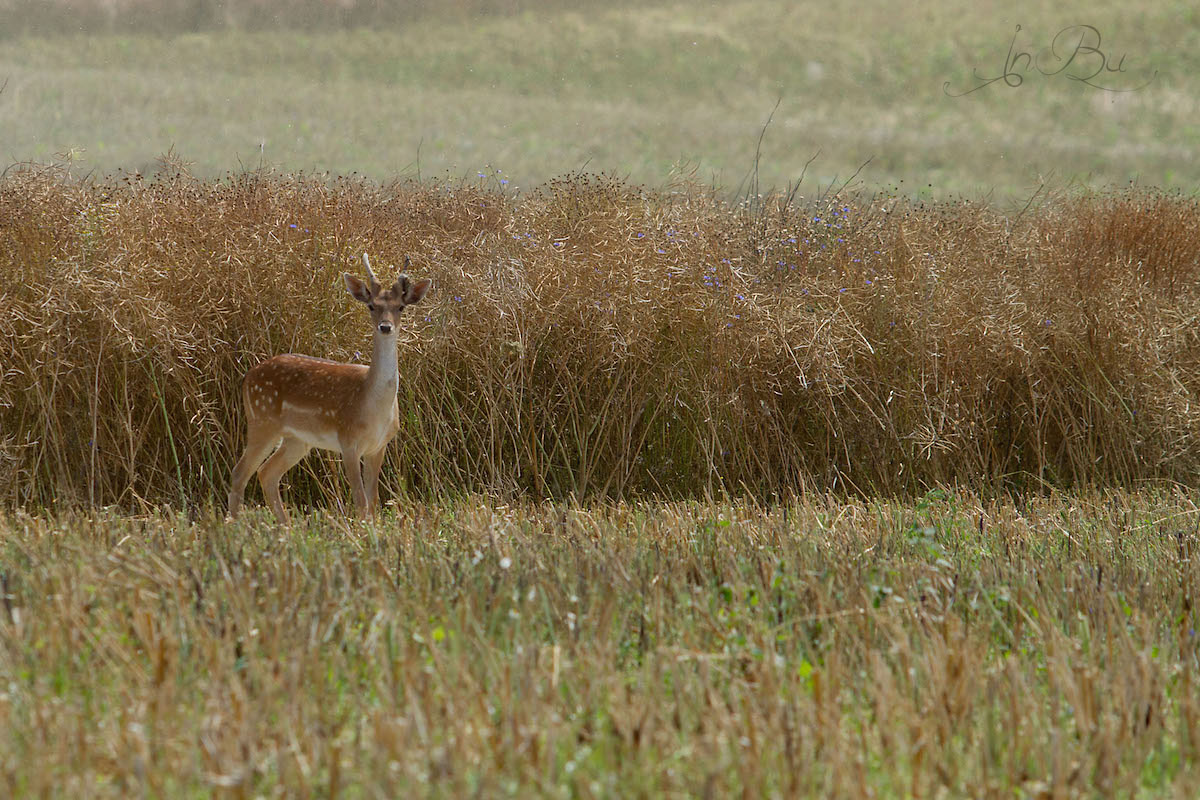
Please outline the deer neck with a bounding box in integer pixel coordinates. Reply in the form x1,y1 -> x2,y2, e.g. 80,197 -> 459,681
364,331 -> 399,403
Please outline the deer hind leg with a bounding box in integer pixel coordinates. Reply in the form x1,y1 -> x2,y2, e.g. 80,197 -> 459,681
228,424 -> 281,518
257,436 -> 311,522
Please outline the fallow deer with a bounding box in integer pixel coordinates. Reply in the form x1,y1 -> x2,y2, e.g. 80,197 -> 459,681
228,254 -> 431,520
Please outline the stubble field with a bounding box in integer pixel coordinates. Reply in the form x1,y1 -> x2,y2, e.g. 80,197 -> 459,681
3,492 -> 1199,796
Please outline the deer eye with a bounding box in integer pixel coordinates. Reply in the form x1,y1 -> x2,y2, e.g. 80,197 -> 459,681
367,302 -> 376,311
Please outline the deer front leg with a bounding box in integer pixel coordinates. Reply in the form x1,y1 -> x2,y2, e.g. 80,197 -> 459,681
341,445 -> 369,516
363,445 -> 389,514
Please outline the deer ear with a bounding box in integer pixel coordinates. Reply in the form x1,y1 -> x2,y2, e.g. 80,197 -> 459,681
344,273 -> 373,303
404,278 -> 432,305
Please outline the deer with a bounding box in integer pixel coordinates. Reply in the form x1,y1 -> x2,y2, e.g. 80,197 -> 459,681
228,254 -> 431,521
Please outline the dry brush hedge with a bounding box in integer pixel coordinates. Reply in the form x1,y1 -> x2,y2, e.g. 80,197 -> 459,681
2,162 -> 1200,509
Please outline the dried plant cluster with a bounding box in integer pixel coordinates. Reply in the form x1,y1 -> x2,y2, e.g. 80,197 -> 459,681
2,163 -> 1199,509
0,492 -> 1197,795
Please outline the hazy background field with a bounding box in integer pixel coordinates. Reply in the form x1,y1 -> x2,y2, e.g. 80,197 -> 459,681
1,0 -> 1196,201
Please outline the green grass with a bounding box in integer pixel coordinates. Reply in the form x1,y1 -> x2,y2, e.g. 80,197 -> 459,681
1,0 -> 1196,199
1,491 -> 1198,796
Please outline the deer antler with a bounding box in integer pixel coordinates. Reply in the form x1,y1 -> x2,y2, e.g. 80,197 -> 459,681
362,252 -> 382,294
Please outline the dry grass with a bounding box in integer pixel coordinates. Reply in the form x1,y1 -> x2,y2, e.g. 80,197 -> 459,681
1,491 -> 1198,796
2,161 -> 1200,510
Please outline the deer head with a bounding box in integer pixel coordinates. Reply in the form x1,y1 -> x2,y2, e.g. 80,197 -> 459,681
343,253 -> 432,336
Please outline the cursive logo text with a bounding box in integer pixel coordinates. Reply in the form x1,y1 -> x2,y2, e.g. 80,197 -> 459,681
944,25 -> 1157,96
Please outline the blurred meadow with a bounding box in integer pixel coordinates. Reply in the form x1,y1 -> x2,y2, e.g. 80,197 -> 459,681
1,0 -> 1196,200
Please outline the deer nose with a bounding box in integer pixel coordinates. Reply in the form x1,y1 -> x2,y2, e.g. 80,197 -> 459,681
378,322 -> 394,334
